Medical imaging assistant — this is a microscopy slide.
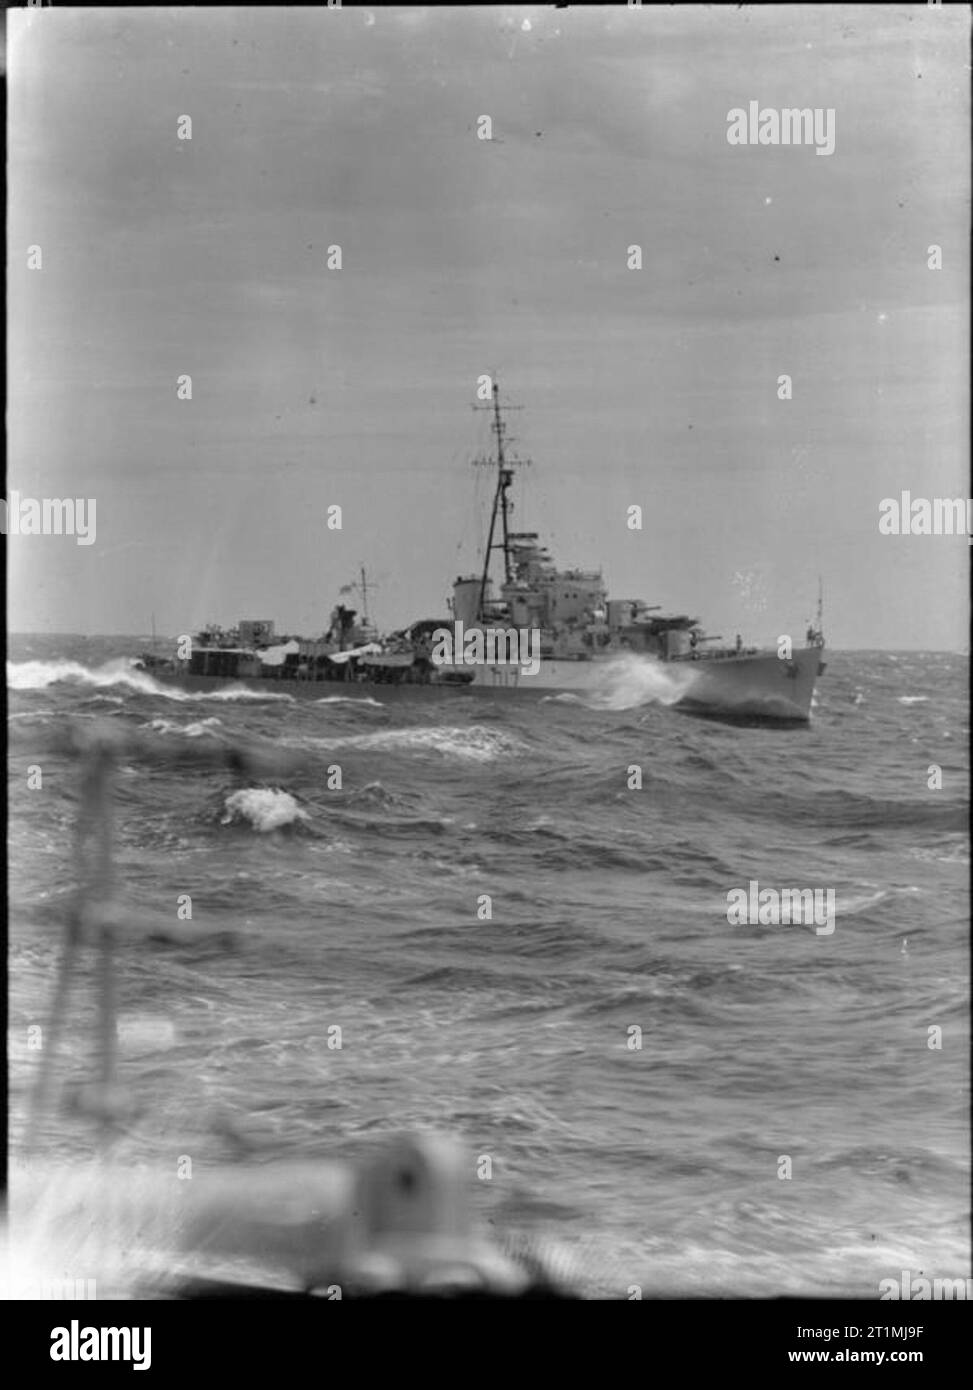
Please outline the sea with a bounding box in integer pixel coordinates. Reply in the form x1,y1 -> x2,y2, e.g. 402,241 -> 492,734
5,635 -> 970,1299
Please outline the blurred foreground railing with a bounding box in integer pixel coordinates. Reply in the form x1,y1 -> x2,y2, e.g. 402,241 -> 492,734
17,721 -> 577,1298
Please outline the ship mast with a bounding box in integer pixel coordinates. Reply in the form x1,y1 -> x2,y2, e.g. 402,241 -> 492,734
472,380 -> 530,621
358,563 -> 372,627
335,565 -> 376,636
806,575 -> 825,647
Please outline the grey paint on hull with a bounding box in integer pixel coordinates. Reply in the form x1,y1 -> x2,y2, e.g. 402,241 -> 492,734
149,646 -> 825,725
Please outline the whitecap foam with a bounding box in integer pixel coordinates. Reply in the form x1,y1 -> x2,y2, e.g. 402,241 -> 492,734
567,654 -> 698,712
221,788 -> 310,832
302,724 -> 527,763
142,715 -> 223,738
6,658 -> 295,703
7,656 -> 147,692
313,695 -> 384,708
181,683 -> 296,704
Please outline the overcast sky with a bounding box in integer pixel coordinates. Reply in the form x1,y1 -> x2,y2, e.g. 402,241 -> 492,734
8,4 -> 970,649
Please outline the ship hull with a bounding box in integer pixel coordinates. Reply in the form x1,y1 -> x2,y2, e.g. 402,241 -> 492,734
144,646 -> 825,724
668,645 -> 825,725
467,646 -> 824,723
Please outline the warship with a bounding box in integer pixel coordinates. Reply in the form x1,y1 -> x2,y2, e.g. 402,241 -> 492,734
140,384 -> 826,724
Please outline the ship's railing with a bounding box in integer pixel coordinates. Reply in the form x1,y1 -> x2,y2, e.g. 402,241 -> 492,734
18,721 -> 572,1298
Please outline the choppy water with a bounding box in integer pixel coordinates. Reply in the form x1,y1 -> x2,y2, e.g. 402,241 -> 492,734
6,636 -> 970,1297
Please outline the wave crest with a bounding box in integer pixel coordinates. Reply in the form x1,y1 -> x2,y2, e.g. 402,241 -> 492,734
566,654 -> 698,712
220,788 -> 310,832
302,724 -> 528,762
7,658 -> 295,703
